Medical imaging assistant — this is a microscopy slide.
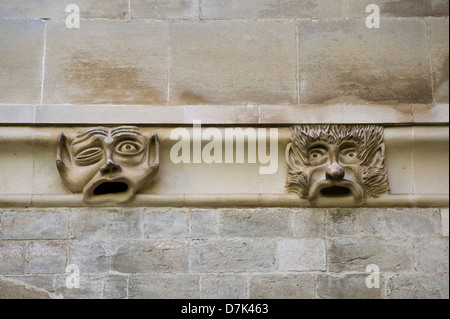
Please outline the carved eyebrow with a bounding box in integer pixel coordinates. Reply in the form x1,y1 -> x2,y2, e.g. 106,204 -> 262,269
111,126 -> 143,138
72,128 -> 109,145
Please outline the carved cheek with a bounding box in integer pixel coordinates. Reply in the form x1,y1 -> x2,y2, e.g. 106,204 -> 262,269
308,165 -> 327,185
344,164 -> 363,182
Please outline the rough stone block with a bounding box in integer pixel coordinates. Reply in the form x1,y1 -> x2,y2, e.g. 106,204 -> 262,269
298,18 -> 432,104
143,209 -> 189,238
170,20 -> 297,105
277,238 -> 326,271
293,209 -> 327,238
429,17 -> 449,103
103,274 -> 128,299
70,208 -> 142,239
0,19 -> 45,104
129,274 -> 200,299
202,0 -> 345,19
43,20 -> 169,105
218,209 -> 292,238
191,210 -> 218,238
0,242 -> 26,275
55,274 -> 103,299
69,241 -> 110,273
201,274 -> 247,299
27,241 -> 67,274
249,274 -> 315,299
0,277 -> 52,299
442,208 -> 449,237
388,274 -> 449,299
359,208 -> 441,238
328,238 -> 414,272
9,275 -> 55,293
131,0 -> 198,19
0,0 -> 129,19
111,240 -> 189,273
1,210 -> 69,240
190,239 -> 275,273
317,274 -> 384,299
346,0 -> 449,17
327,209 -> 358,237
415,238 -> 449,273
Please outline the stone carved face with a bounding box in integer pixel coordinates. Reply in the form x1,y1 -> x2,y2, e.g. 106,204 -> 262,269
286,125 -> 389,204
57,126 -> 159,204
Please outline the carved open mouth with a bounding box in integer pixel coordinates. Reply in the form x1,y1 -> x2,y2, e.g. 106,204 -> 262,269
309,180 -> 364,204
84,178 -> 136,204
93,182 -> 129,195
320,185 -> 352,197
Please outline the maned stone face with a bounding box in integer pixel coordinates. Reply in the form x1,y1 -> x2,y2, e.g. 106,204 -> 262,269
190,239 -> 275,273
249,274 -> 315,299
0,0 -> 129,19
43,20 -> 169,105
202,0 -> 346,19
0,19 -> 45,104
129,274 -> 200,299
298,18 -> 432,104
110,240 -> 189,273
317,274 -> 384,299
131,0 -> 198,19
170,20 -> 297,105
388,274 -> 449,299
201,275 -> 247,299
429,18 -> 449,103
277,238 -> 326,271
346,0 -> 449,17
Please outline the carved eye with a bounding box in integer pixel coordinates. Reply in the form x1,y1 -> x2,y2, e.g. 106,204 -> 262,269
308,147 -> 327,164
116,140 -> 143,156
340,147 -> 359,163
75,147 -> 103,166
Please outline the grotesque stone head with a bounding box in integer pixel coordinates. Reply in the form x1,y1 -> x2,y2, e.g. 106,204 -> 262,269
56,126 -> 159,204
286,125 -> 389,204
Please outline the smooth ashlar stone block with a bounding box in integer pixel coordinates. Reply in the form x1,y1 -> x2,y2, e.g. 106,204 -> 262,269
277,239 -> 326,271
429,18 -> 449,103
69,241 -> 110,273
0,19 -> 45,104
317,274 -> 385,299
327,209 -> 358,237
202,0 -> 345,19
442,208 -> 449,237
415,238 -> 449,273
27,241 -> 67,274
0,242 -> 26,275
346,0 -> 449,17
131,0 -> 198,19
0,0 -> 129,19
143,209 -> 189,238
55,274 -> 103,299
43,20 -> 169,105
102,275 -> 128,299
298,19 -> 432,104
387,274 -> 449,299
201,274 -> 247,299
129,274 -> 200,299
293,209 -> 327,237
249,274 -> 315,299
170,20 -> 297,105
190,239 -> 275,273
190,210 -> 219,238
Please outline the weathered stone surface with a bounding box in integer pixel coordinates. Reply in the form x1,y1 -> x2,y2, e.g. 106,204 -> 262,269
347,0 -> 449,17
103,274 -> 128,299
317,274 -> 384,299
143,209 -> 189,238
70,208 -> 141,239
202,0 -> 345,19
111,240 -> 189,273
131,0 -> 198,19
442,208 -> 449,237
190,239 -> 275,273
328,238 -> 414,272
0,242 -> 26,275
277,238 -> 326,271
201,274 -> 246,299
327,209 -> 358,237
129,274 -> 200,299
170,20 -> 297,105
218,209 -> 292,238
0,277 -> 52,299
298,18 -> 432,104
415,238 -> 449,273
43,20 -> 169,105
293,209 -> 327,238
429,18 -> 449,103
1,210 -> 69,239
0,19 -> 44,104
359,208 -> 441,238
55,274 -> 103,299
249,274 -> 315,299
69,241 -> 110,273
388,274 -> 449,299
9,275 -> 55,293
27,241 -> 67,274
191,210 -> 218,238
0,0 -> 129,19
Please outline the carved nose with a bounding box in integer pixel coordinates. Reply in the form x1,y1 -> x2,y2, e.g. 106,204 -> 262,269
100,160 -> 121,176
326,162 -> 345,181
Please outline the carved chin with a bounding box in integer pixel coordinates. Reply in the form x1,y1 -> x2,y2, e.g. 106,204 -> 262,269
83,177 -> 136,204
309,180 -> 364,204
